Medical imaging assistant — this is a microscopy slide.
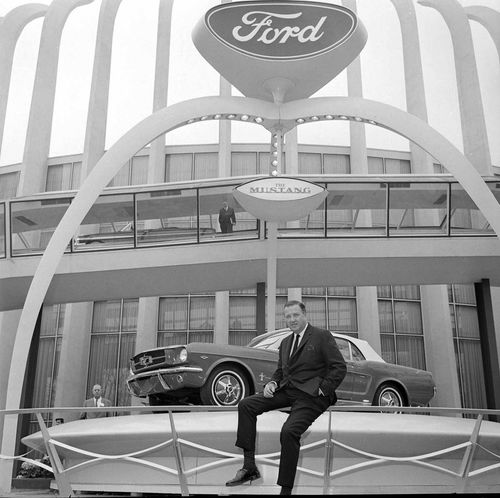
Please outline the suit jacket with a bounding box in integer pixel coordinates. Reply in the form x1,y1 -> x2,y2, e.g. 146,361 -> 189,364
218,207 -> 236,226
271,325 -> 347,403
80,397 -> 112,419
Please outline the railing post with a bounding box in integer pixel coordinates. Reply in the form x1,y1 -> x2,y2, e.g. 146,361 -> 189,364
35,413 -> 73,497
323,407 -> 333,495
455,414 -> 483,493
168,410 -> 190,496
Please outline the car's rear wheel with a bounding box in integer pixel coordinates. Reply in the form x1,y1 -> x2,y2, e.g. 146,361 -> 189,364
200,365 -> 249,406
373,384 -> 405,407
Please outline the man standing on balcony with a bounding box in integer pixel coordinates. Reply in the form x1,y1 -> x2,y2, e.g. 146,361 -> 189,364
218,201 -> 236,233
226,300 -> 347,495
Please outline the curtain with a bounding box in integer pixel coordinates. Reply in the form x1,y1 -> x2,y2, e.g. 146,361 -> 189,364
32,338 -> 56,408
298,153 -> 321,174
0,171 -> 19,199
455,339 -> 487,409
302,297 -> 327,329
131,156 -> 149,185
385,158 -> 411,174
229,330 -> 256,346
232,152 -> 257,176
394,301 -> 422,334
88,334 -> 119,402
166,154 -> 193,182
158,331 -> 188,347
189,296 -> 215,330
392,285 -> 420,300
328,287 -> 356,297
194,152 -> 218,179
108,162 -> 130,187
454,305 -> 480,338
367,156 -> 384,174
229,296 -> 256,330
380,334 -> 396,364
395,335 -> 426,370
92,301 -> 122,333
378,300 -> 394,333
46,164 -> 73,191
328,298 -> 357,331
324,154 -> 350,174
452,284 -> 476,305
71,162 -> 82,189
158,297 -> 188,330
117,333 -> 136,406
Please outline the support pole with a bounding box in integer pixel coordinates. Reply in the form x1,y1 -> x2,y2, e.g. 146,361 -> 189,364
267,223 -> 278,334
474,278 -> 500,416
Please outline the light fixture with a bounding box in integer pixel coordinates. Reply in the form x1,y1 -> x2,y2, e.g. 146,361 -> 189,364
311,116 -> 319,121
271,169 -> 278,176
227,114 -> 236,119
254,117 -> 263,123
241,114 -> 249,121
325,115 -> 333,120
296,118 -> 305,124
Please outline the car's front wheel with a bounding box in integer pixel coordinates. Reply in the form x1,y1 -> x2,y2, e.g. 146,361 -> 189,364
373,384 -> 405,407
200,365 -> 249,406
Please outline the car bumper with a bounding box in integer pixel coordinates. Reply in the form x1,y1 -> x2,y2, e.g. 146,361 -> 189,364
126,367 -> 203,397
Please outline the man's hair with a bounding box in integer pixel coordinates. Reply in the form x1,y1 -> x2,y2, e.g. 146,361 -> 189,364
284,300 -> 306,313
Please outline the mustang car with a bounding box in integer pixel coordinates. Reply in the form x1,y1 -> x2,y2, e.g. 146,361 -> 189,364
126,329 -> 436,408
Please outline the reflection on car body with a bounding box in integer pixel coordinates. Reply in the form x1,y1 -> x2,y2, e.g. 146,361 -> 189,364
126,328 -> 436,408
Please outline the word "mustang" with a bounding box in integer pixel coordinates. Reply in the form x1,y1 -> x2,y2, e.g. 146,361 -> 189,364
249,186 -> 312,194
232,11 -> 326,44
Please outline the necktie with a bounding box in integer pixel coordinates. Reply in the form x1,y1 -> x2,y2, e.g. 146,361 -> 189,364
291,334 -> 300,357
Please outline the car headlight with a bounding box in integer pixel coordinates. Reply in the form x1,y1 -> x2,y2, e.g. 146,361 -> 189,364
178,347 -> 188,363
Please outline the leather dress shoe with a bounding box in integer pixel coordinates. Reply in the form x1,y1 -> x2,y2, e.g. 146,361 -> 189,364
225,467 -> 261,486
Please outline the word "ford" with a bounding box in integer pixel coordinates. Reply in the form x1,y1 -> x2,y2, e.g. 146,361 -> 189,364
232,11 -> 326,44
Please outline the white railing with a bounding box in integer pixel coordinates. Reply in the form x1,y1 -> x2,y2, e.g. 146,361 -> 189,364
1,405 -> 500,496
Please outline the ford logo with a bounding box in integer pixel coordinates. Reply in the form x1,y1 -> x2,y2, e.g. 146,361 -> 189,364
205,1 -> 357,61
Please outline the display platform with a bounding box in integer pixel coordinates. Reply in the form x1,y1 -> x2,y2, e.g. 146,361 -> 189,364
22,410 -> 500,495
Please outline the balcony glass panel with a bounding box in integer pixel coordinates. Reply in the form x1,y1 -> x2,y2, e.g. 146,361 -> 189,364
277,200 -> 326,237
450,182 -> 496,235
388,183 -> 448,236
198,185 -> 259,242
0,203 -> 5,257
11,198 -> 71,255
135,189 -> 198,246
73,194 -> 134,251
326,183 -> 387,237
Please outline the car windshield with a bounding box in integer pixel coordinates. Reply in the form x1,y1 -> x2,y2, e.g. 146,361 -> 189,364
249,330 -> 291,350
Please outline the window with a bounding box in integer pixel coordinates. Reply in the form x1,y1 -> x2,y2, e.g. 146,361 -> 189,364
449,284 -> 486,411
88,299 -> 138,407
231,152 -> 257,176
368,156 -> 411,174
377,285 -> 426,370
108,156 -> 148,187
302,287 -> 357,334
30,304 -> 65,429
166,153 -> 192,182
46,162 -> 81,191
194,152 -> 218,179
158,294 -> 215,346
0,171 -> 19,199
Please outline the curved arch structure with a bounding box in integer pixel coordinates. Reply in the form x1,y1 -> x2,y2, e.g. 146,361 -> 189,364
5,94 -> 500,413
18,0 -> 95,195
0,3 -> 48,157
465,5 -> 500,62
418,0 -> 491,175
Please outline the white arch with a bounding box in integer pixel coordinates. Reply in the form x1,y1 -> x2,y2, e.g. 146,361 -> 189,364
5,94 -> 500,412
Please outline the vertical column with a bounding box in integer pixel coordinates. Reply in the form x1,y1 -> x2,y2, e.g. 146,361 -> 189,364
147,0 -> 173,183
392,0 -> 461,406
343,0 -> 380,349
256,282 -> 266,335
214,292 -> 230,345
474,279 -> 500,413
17,0 -> 94,195
421,285 -> 461,407
0,4 -> 48,158
53,303 -> 93,420
80,0 -> 122,180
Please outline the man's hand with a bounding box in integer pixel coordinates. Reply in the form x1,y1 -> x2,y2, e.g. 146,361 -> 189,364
263,381 -> 277,398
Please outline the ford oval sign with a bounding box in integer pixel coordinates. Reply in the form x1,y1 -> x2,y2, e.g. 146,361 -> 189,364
206,1 -> 356,61
233,177 -> 327,222
192,1 -> 367,102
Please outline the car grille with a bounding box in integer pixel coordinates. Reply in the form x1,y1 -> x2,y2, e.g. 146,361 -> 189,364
132,349 -> 169,373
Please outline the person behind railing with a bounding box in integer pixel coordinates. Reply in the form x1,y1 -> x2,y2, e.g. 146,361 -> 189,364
218,201 -> 236,233
80,384 -> 112,419
226,300 -> 347,495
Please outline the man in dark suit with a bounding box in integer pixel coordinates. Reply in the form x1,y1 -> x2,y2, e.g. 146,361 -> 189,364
218,201 -> 236,233
80,384 -> 112,419
226,300 -> 347,495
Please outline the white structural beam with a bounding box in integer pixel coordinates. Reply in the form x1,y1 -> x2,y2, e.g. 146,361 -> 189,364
0,3 -> 48,160
418,0 -> 491,175
81,0 -> 123,179
17,0 -> 95,196
465,5 -> 500,62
